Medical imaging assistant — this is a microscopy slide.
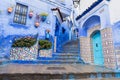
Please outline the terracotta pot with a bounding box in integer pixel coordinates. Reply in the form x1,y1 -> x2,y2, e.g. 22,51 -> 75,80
46,29 -> 50,32
35,22 -> 40,28
29,11 -> 33,18
7,7 -> 13,13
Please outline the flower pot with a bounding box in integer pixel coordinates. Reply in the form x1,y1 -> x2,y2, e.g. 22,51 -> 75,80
10,44 -> 38,60
46,29 -> 50,32
41,16 -> 47,22
7,7 -> 13,13
39,49 -> 52,57
29,11 -> 33,18
35,22 -> 40,28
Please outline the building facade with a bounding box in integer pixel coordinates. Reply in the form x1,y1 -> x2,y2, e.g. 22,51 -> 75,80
76,0 -> 120,70
0,0 -> 72,59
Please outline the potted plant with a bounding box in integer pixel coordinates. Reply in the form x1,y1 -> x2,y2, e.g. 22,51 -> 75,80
7,7 -> 13,13
10,37 -> 38,60
34,14 -> 40,28
38,40 -> 52,57
46,29 -> 50,33
34,22 -> 40,28
29,10 -> 34,18
12,37 -> 36,47
40,12 -> 48,22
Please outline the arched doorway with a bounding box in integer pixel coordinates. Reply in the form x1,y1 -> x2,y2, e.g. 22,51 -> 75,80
91,31 -> 104,65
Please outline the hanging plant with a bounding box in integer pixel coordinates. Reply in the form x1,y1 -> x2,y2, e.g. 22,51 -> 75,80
40,12 -> 48,22
7,7 -> 13,13
29,10 -> 34,18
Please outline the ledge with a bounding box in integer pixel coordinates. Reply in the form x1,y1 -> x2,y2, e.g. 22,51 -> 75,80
9,19 -> 29,29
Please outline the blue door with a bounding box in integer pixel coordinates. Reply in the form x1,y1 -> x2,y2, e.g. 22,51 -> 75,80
92,31 -> 104,65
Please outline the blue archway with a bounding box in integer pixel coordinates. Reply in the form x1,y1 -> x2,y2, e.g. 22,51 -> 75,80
80,15 -> 100,37
80,15 -> 104,65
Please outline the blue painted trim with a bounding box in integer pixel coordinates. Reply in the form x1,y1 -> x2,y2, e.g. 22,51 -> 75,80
76,0 -> 103,20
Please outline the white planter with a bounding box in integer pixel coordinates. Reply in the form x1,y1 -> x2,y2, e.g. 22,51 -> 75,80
39,49 -> 52,57
10,44 -> 38,60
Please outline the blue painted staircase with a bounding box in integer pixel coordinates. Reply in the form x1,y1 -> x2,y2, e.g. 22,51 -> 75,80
37,39 -> 85,64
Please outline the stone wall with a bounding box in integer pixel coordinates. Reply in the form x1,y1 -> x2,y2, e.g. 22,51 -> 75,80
80,26 -> 116,69
10,44 -> 38,60
87,26 -> 100,37
39,49 -> 52,57
80,37 -> 92,63
80,25 -> 101,64
101,27 -> 116,69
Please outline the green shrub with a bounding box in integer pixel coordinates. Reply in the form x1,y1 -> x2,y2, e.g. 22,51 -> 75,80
12,37 -> 36,47
39,40 -> 52,50
39,12 -> 48,16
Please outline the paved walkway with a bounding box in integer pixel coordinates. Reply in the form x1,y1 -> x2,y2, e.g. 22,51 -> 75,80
0,64 -> 115,74
0,64 -> 120,80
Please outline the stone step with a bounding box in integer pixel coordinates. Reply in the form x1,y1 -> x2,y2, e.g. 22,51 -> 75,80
61,51 -> 79,53
53,56 -> 79,58
63,46 -> 79,48
63,45 -> 79,48
0,64 -> 119,80
11,60 -> 84,64
54,57 -> 78,60
65,40 -> 79,44
1,73 -> 120,80
36,60 -> 84,64
53,53 -> 79,57
62,49 -> 79,52
63,47 -> 79,51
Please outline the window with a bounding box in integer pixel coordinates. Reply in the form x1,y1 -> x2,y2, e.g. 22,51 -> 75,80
13,3 -> 28,25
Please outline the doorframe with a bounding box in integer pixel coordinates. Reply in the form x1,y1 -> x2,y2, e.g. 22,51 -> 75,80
87,25 -> 104,64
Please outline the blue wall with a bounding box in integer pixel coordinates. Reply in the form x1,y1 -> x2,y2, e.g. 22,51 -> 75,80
80,15 -> 100,37
56,21 -> 69,52
112,21 -> 120,47
0,0 -> 70,58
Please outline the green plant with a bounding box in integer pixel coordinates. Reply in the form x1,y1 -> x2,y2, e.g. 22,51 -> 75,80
12,37 -> 36,47
40,12 -> 48,16
39,40 -> 52,50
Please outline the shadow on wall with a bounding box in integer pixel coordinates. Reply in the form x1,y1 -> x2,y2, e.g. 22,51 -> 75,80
56,22 -> 69,52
